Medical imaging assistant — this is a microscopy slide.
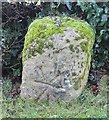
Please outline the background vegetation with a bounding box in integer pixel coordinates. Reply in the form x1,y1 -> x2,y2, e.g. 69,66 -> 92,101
1,1 -> 109,118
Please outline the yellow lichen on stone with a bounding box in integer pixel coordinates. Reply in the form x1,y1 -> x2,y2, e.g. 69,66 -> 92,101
22,16 -> 95,64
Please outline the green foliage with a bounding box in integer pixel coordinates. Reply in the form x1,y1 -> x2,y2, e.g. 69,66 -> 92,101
77,2 -> 109,70
2,2 -> 35,79
2,24 -> 24,78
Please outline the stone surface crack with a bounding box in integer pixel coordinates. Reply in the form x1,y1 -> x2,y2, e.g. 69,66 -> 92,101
34,80 -> 54,88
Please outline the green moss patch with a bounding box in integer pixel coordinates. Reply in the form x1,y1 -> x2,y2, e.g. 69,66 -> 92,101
69,44 -> 74,51
80,41 -> 89,53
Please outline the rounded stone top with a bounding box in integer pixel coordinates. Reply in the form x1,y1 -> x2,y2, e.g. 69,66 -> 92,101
22,16 -> 95,63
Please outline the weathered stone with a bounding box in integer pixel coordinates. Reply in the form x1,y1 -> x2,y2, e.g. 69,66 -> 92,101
20,16 -> 95,103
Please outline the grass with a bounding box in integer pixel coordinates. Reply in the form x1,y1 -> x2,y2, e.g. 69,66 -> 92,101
1,75 -> 108,118
0,87 -> 2,119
